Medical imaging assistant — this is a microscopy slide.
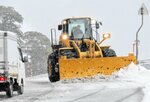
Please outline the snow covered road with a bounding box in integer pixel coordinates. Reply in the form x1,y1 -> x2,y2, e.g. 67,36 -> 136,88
42,82 -> 144,102
0,77 -> 146,102
0,63 -> 150,102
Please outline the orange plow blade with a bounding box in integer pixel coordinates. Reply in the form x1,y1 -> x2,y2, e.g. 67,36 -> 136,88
59,54 -> 136,80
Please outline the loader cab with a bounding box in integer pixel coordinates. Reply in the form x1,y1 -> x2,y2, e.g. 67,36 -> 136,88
58,17 -> 99,40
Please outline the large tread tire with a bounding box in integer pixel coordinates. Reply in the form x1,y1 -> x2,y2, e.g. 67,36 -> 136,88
102,48 -> 117,57
48,62 -> 60,82
48,71 -> 60,82
48,53 -> 60,82
6,84 -> 13,97
49,74 -> 59,82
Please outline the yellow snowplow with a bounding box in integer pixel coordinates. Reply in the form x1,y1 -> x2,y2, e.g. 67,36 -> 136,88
47,17 -> 136,82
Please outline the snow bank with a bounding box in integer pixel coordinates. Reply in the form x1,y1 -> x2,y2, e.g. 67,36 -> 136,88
112,63 -> 150,102
112,62 -> 147,79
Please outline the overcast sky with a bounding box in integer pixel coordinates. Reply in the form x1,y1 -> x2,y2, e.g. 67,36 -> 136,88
0,0 -> 150,60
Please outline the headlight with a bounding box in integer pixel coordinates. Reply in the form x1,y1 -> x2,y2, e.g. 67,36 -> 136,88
63,20 -> 67,25
103,33 -> 111,39
62,34 -> 68,40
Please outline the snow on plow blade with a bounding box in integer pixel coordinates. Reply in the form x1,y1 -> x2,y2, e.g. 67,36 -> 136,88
59,54 -> 136,80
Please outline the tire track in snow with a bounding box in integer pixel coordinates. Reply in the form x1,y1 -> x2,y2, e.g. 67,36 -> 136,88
115,87 -> 144,102
68,86 -> 107,102
68,86 -> 144,102
27,82 -> 55,102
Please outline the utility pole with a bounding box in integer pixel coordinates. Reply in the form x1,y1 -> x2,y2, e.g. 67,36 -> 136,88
136,3 -> 148,63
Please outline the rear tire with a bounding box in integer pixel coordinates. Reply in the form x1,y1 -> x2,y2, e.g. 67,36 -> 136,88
17,85 -> 23,95
102,48 -> 117,57
6,84 -> 13,97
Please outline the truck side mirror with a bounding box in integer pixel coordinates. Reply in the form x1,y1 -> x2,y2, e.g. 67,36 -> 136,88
23,56 -> 28,62
96,22 -> 100,29
58,25 -> 62,30
96,22 -> 102,29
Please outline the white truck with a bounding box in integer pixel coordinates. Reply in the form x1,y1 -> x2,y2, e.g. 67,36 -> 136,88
0,31 -> 27,97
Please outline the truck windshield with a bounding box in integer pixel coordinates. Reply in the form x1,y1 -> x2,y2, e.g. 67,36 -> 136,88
68,18 -> 92,39
0,37 -> 4,62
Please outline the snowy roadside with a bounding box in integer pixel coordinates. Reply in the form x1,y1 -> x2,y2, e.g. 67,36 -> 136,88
112,63 -> 150,102
1,63 -> 150,102
34,63 -> 150,102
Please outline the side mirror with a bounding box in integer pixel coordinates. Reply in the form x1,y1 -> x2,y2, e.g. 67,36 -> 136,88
96,22 -> 102,29
96,22 -> 99,29
58,25 -> 62,30
23,56 -> 28,62
99,22 -> 102,26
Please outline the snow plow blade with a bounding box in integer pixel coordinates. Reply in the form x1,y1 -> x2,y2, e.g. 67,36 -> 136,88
59,54 -> 136,80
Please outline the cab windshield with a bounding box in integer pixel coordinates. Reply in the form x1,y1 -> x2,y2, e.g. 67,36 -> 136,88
66,18 -> 92,39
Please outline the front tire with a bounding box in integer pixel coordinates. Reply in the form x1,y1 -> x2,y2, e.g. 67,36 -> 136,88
47,53 -> 60,82
48,63 -> 60,82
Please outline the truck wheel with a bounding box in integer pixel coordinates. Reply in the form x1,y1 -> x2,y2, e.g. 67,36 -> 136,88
6,84 -> 13,97
17,85 -> 23,95
49,64 -> 60,82
102,48 -> 117,57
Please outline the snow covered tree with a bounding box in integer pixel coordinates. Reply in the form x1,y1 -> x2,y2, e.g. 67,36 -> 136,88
23,31 -> 51,77
0,5 -> 23,45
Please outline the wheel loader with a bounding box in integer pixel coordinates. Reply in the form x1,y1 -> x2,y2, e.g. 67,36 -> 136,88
47,17 -> 136,82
